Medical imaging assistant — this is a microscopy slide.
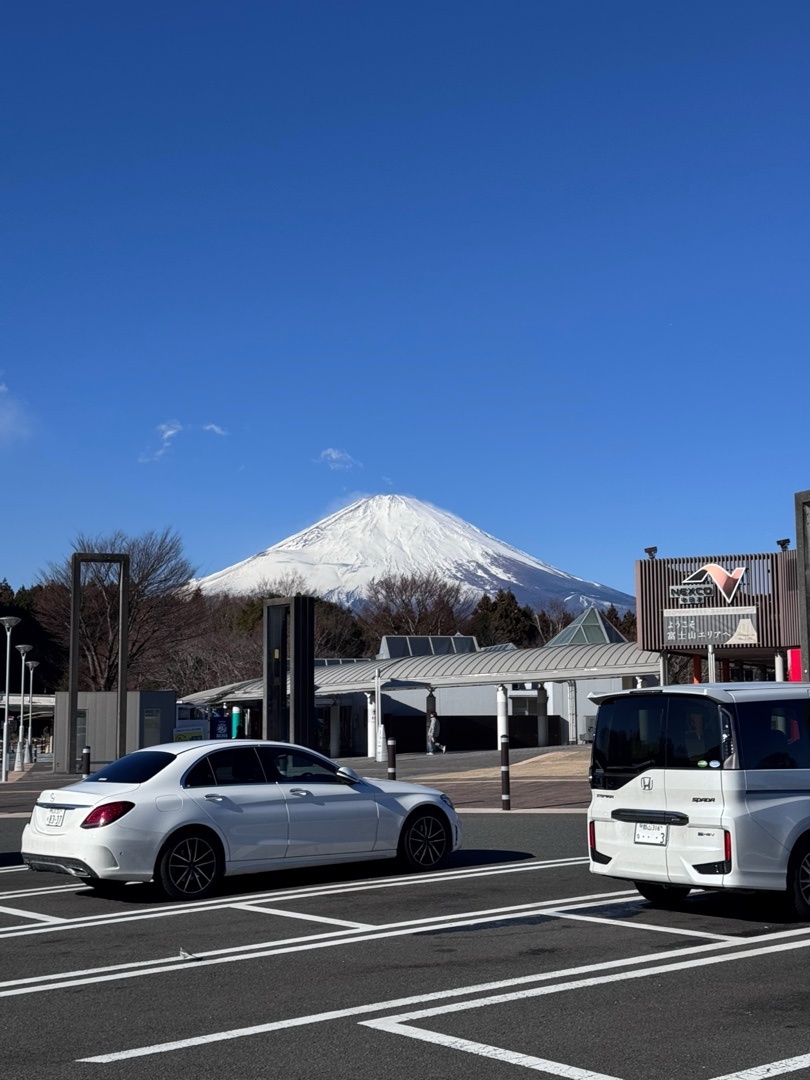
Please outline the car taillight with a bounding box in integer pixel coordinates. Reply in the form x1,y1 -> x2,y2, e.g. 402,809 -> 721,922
724,829 -> 732,868
589,820 -> 596,851
80,802 -> 135,829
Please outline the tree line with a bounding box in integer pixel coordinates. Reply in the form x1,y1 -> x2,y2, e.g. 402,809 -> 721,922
0,529 -> 636,698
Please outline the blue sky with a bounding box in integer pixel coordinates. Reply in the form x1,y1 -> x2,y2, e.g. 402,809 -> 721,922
2,1 -> 808,597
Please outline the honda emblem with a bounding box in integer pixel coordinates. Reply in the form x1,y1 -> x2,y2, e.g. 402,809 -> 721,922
641,776 -> 653,791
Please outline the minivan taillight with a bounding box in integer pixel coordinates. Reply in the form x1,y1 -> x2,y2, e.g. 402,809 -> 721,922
589,820 -> 596,852
80,801 -> 135,829
724,829 -> 732,870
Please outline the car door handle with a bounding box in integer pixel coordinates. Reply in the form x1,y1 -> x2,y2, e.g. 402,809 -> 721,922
204,794 -> 225,802
289,788 -> 309,797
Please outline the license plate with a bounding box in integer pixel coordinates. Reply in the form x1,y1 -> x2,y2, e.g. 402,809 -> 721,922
45,808 -> 65,827
634,822 -> 667,846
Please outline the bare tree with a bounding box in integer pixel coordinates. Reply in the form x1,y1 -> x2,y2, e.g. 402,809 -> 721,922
359,571 -> 477,638
534,599 -> 576,645
36,529 -> 205,691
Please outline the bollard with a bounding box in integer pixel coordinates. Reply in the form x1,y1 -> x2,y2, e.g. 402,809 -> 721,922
81,745 -> 91,779
387,737 -> 397,781
500,733 -> 511,811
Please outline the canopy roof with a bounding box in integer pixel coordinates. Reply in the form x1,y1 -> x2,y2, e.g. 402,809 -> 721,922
178,641 -> 660,707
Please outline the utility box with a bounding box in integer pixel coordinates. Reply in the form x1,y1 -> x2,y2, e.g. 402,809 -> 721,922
53,690 -> 177,773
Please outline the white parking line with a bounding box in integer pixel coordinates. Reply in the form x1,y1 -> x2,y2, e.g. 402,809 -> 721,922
367,1020 -> 623,1079
0,905 -> 65,924
233,905 -> 374,929
80,932 -> 810,1063
0,890 -> 639,996
710,1053 -> 810,1079
546,909 -> 742,942
0,858 -> 593,940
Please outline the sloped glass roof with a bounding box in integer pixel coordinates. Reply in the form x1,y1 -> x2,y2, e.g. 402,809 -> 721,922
378,635 -> 478,659
543,607 -> 627,648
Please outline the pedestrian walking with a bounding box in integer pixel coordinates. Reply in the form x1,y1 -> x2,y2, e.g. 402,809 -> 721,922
427,711 -> 446,755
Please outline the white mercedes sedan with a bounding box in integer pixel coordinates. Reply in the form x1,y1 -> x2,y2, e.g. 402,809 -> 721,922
21,740 -> 462,900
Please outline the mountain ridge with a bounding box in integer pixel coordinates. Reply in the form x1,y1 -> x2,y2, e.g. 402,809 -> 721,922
192,494 -> 635,613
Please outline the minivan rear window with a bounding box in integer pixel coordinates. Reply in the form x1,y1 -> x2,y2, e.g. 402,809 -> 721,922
592,693 -> 723,779
592,695 -> 666,773
87,751 -> 175,784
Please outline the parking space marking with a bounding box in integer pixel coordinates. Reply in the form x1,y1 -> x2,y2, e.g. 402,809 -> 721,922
0,904 -> 66,924
233,904 -> 375,929
0,857 -> 596,940
79,931 -> 810,1064
366,1020 -> 623,1079
711,1052 -> 810,1079
546,908 -> 743,942
0,889 -> 640,997
0,884 -> 83,901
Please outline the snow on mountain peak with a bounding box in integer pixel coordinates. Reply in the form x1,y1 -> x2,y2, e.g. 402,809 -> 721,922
192,494 -> 635,612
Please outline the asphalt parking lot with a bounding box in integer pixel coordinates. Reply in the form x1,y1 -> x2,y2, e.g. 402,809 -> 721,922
2,750 -> 810,1080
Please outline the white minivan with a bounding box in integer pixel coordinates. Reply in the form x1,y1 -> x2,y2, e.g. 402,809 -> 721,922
588,683 -> 810,917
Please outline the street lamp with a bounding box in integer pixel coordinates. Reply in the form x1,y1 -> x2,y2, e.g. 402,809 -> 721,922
1,616 -> 21,783
25,659 -> 39,764
14,645 -> 32,771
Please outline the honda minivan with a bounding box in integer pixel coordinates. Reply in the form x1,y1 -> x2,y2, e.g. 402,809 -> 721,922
587,683 -> 810,917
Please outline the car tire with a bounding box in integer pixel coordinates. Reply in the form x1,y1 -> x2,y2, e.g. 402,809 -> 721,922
786,838 -> 810,919
156,830 -> 223,901
398,810 -> 450,871
634,881 -> 691,907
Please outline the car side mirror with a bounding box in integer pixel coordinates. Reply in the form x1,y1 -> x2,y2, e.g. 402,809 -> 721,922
336,766 -> 362,784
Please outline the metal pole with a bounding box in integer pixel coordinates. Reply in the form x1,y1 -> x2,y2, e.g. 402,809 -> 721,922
15,645 -> 32,771
387,737 -> 396,781
81,745 -> 91,779
1,618 -> 20,784
117,556 -> 129,759
67,555 -> 81,772
500,733 -> 511,811
26,660 -> 38,764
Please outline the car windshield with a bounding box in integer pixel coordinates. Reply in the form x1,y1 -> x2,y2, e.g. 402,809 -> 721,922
86,751 -> 176,784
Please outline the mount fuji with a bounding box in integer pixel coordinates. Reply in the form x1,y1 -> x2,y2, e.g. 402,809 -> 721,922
191,495 -> 635,613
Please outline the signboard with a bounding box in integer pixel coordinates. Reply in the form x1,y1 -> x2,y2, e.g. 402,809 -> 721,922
173,725 -> 206,741
663,607 -> 758,646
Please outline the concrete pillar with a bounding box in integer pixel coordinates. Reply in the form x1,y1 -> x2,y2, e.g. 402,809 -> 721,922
330,703 -> 341,757
775,653 -> 786,682
707,644 -> 717,683
496,684 -> 508,748
536,684 -> 549,747
567,680 -> 578,744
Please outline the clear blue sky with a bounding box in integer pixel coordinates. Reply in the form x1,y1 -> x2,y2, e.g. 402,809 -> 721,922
2,1 -> 808,597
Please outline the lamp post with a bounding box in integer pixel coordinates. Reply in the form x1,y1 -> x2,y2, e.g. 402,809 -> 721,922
25,659 -> 38,764
1,617 -> 21,783
15,645 -> 32,770
14,646 -> 32,772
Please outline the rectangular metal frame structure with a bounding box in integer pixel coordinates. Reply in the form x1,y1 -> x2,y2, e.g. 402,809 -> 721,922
67,553 -> 130,771
262,596 -> 315,746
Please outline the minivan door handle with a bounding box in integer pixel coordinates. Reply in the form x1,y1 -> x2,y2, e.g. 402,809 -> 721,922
204,794 -> 225,802
289,788 -> 309,797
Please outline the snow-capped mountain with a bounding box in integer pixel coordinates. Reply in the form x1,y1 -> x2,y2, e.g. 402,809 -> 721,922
191,495 -> 635,612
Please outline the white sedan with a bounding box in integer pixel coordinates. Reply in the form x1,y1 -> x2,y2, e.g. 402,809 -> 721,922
21,740 -> 462,900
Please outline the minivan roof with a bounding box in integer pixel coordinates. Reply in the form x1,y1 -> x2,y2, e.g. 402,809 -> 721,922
588,682 -> 810,706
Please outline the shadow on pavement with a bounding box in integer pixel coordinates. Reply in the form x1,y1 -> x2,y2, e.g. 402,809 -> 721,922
64,847 -> 535,906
